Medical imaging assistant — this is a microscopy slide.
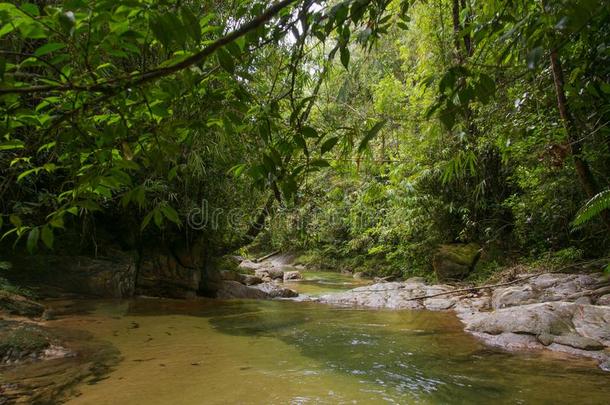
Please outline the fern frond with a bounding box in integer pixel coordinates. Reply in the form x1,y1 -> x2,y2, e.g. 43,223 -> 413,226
572,189 -> 610,227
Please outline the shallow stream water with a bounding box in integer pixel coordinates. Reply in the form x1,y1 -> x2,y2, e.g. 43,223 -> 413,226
8,271 -> 610,404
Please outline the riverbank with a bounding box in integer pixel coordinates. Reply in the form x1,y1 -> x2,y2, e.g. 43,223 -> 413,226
314,271 -> 610,370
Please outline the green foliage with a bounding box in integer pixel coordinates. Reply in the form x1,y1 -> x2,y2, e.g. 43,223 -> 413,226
573,190 -> 610,228
0,0 -> 608,282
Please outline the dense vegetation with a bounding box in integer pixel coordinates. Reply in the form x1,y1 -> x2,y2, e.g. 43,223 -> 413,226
1,0 -> 609,279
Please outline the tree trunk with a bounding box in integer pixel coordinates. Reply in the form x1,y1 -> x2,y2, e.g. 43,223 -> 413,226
550,49 -> 597,198
549,49 -> 610,229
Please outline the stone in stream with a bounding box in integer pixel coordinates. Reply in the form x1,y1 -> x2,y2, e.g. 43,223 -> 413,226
215,281 -> 268,299
432,243 -> 481,281
238,260 -> 260,271
252,282 -> 298,298
283,271 -> 302,281
241,274 -> 263,286
255,268 -> 284,280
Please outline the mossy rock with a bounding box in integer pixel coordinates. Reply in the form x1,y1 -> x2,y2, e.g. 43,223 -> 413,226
0,323 -> 50,363
0,290 -> 45,317
432,243 -> 481,281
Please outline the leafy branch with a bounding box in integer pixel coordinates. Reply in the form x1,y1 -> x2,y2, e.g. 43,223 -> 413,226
0,0 -> 300,96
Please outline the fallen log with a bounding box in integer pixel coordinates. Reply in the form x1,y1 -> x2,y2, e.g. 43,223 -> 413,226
254,250 -> 280,263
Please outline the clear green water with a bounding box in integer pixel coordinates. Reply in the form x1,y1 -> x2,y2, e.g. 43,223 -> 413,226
283,270 -> 371,295
36,273 -> 610,404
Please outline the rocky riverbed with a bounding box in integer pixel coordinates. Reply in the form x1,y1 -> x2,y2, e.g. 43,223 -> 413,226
314,272 -> 610,370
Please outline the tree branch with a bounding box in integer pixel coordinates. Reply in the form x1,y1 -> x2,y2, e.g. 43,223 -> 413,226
0,0 -> 300,96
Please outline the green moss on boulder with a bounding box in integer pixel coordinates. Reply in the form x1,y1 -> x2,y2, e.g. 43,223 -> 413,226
432,243 -> 481,281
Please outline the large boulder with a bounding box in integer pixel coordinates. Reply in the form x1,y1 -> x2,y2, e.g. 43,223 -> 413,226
215,281 -> 268,299
255,268 -> 284,280
464,302 -> 610,351
137,251 -> 201,299
432,243 -> 481,281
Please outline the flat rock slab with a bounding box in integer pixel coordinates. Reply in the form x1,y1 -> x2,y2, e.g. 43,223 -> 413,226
318,281 -> 457,310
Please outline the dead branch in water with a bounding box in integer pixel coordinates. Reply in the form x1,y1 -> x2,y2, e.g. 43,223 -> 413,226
402,273 -> 543,301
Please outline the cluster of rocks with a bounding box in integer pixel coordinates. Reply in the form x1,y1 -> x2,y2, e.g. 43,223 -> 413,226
214,257 -> 301,300
317,272 -> 610,370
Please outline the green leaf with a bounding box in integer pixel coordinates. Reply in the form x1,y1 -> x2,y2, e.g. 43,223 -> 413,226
217,48 -> 235,73
19,21 -> 46,39
150,15 -> 171,47
181,8 -> 201,43
294,134 -> 308,156
280,177 -> 297,200
141,210 -> 154,231
41,226 -> 53,248
153,209 -> 163,227
477,73 -> 496,104
309,159 -> 330,168
26,227 -> 39,253
34,42 -> 66,57
358,120 -> 386,154
321,136 -> 339,154
229,163 -> 247,177
49,215 -> 64,229
17,167 -> 42,182
0,139 -> 25,151
160,205 -> 181,226
21,3 -> 39,16
439,105 -> 456,130
572,189 -> 610,227
301,126 -> 318,138
340,46 -> 350,69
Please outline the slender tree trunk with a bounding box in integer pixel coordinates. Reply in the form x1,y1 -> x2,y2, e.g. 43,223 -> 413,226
550,49 -> 597,198
549,49 -> 610,229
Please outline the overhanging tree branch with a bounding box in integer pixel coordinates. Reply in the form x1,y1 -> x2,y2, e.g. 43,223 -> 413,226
0,0 -> 301,96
